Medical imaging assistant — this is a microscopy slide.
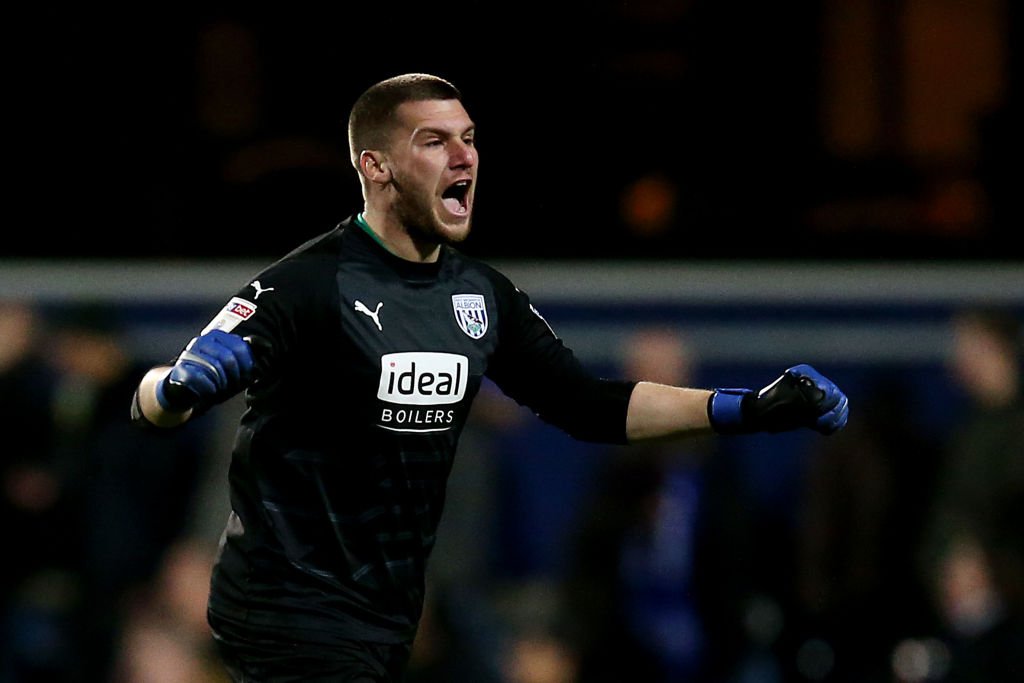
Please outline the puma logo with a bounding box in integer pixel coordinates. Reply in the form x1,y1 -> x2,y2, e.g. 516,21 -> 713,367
251,280 -> 275,299
354,300 -> 383,331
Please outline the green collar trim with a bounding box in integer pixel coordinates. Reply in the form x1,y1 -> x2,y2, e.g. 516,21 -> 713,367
355,213 -> 388,251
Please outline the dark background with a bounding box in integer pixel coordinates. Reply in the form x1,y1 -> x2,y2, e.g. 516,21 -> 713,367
9,2 -> 1020,262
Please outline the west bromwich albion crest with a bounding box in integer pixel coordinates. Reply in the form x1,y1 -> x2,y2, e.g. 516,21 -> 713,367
452,294 -> 488,339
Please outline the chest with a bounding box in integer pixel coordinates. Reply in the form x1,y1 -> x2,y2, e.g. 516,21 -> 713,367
333,266 -> 499,422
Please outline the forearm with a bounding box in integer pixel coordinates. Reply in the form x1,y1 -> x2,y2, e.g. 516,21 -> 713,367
132,365 -> 194,428
625,381 -> 714,442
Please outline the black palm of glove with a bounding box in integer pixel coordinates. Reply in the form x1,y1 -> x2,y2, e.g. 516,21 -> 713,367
709,364 -> 849,435
748,369 -> 828,432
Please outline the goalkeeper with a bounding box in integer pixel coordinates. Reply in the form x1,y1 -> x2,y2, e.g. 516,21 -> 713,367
131,73 -> 849,683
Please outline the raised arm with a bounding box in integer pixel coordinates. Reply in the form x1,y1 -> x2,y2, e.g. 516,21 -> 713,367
626,364 -> 849,442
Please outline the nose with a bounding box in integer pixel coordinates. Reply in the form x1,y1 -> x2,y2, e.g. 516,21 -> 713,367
449,139 -> 476,169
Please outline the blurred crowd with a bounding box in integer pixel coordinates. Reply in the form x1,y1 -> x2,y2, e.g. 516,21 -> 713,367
2,298 -> 1021,683
0,301 -> 226,683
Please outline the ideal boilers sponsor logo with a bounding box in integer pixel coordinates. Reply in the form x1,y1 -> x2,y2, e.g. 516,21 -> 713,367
377,352 -> 468,432
378,352 -> 467,404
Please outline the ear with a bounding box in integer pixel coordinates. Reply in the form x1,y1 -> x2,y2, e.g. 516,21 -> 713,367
359,150 -> 392,185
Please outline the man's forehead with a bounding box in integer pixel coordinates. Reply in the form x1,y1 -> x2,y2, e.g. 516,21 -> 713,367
395,99 -> 473,133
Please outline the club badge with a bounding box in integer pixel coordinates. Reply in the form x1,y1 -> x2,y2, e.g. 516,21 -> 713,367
452,294 -> 488,339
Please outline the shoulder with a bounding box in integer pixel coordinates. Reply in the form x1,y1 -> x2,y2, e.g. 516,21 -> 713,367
253,225 -> 346,284
273,224 -> 346,266
230,225 -> 349,315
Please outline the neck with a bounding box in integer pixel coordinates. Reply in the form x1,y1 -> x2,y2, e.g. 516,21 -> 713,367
360,208 -> 441,263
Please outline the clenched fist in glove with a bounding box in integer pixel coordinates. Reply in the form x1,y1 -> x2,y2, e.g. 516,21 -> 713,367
708,364 -> 849,435
156,330 -> 255,412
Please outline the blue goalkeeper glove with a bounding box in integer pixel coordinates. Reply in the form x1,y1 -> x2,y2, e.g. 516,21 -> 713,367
708,364 -> 849,435
155,330 -> 255,412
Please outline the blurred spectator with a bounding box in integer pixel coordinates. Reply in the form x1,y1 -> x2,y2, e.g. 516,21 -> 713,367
561,327 -> 754,682
0,300 -> 74,682
496,581 -> 580,683
404,579 -> 506,683
43,304 -> 212,682
109,538 -> 229,683
482,382 -> 608,583
502,630 -> 579,683
794,372 -> 944,682
920,307 -> 1024,681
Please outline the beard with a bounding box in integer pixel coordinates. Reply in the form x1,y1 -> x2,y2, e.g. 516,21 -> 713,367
391,176 -> 471,247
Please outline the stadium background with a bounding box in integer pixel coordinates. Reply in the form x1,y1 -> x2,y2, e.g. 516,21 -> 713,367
3,2 -> 1022,682
6,2 -> 1019,261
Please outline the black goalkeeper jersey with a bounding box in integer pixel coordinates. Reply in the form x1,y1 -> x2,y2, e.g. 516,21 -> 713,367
193,216 -> 635,644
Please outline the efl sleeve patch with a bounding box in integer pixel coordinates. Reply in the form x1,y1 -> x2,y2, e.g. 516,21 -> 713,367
201,297 -> 258,334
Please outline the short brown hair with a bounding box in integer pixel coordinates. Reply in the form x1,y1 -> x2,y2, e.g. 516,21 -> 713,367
347,73 -> 462,167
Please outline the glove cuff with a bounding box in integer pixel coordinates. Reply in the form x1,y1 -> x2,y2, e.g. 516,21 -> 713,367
708,388 -> 753,434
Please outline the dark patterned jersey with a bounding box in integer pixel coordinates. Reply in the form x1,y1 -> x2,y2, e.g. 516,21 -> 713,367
180,216 -> 635,644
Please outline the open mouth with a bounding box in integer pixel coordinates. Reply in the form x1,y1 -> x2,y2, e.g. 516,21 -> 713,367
441,179 -> 471,216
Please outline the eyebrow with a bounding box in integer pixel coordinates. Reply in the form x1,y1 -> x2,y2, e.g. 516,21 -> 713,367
412,125 -> 476,139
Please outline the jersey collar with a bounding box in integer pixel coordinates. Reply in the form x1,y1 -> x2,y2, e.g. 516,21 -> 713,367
349,214 -> 444,281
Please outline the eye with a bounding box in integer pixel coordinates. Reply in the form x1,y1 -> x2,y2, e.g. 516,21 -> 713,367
424,139 -> 444,148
